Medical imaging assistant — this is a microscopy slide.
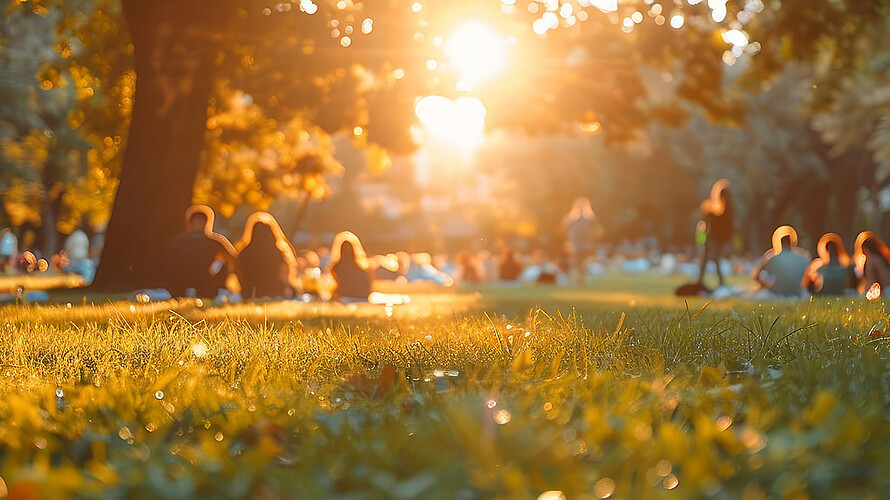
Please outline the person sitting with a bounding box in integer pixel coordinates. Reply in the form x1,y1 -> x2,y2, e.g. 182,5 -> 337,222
372,254 -> 401,280
853,231 -> 890,296
519,249 -> 567,285
456,250 -> 481,283
750,225 -> 811,297
498,247 -> 523,282
165,205 -> 237,297
62,228 -> 96,282
330,231 -> 373,302
405,252 -> 454,286
235,212 -> 299,299
802,233 -> 855,295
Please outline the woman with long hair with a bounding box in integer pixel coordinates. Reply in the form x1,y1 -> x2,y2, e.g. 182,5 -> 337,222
853,231 -> 890,296
802,233 -> 855,295
330,231 -> 372,301
235,212 -> 299,298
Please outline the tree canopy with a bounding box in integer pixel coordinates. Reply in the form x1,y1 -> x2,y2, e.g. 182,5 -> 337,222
2,0 -> 889,288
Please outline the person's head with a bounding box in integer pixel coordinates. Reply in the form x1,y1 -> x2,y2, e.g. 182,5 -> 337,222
817,233 -> 850,267
331,231 -> 367,268
373,254 -> 399,272
339,240 -> 357,262
780,235 -> 792,250
301,250 -> 320,268
853,231 -> 887,269
185,205 -> 214,232
704,179 -> 731,215
395,251 -> 411,273
457,250 -> 473,265
825,241 -> 839,262
771,225 -> 798,255
64,229 -> 90,263
568,196 -> 594,219
251,221 -> 276,246
240,212 -> 290,255
189,213 -> 208,232
862,238 -> 880,255
412,252 -> 432,267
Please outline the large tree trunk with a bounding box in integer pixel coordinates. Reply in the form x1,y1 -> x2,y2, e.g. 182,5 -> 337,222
91,1 -> 225,291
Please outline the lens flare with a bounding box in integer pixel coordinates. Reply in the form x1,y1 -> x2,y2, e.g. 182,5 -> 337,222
445,21 -> 508,90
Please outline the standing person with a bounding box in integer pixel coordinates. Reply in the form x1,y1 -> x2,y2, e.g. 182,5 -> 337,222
697,179 -> 733,289
235,212 -> 299,299
0,228 -> 18,273
562,196 -> 601,284
853,231 -> 890,296
802,233 -> 855,295
750,225 -> 811,297
330,231 -> 373,302
165,205 -> 238,297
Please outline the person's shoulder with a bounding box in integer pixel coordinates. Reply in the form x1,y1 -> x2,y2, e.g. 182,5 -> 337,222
790,247 -> 811,260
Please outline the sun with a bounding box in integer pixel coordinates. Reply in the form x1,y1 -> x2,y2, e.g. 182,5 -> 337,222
445,21 -> 509,91
414,95 -> 487,155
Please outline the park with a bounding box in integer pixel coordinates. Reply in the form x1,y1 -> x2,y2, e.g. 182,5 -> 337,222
2,0 -> 890,498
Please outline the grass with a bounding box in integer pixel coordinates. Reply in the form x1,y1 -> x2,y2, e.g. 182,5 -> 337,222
0,275 -> 888,498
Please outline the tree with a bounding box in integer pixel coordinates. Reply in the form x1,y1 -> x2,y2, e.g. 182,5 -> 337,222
743,0 -> 890,234
13,0 -> 756,290
193,80 -> 345,235
0,1 -> 125,256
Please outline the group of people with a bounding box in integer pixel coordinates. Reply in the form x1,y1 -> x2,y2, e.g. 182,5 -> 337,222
167,206 -> 376,301
5,185 -> 890,302
694,179 -> 890,298
0,227 -> 97,281
744,226 -> 890,298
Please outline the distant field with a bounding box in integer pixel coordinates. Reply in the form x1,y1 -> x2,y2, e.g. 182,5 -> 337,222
0,276 -> 887,498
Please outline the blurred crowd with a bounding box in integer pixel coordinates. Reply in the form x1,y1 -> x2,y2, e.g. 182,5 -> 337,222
3,186 -> 890,303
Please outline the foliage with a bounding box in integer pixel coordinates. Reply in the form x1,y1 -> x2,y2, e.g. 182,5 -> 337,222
0,0 -> 130,238
193,81 -> 345,220
0,294 -> 888,497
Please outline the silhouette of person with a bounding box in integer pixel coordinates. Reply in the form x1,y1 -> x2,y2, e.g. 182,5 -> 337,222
563,196 -> 601,284
750,225 -> 811,297
456,250 -> 481,283
0,228 -> 18,273
697,179 -> 733,288
498,246 -> 522,282
372,253 -> 401,280
330,231 -> 372,301
405,252 -> 454,286
853,231 -> 890,296
235,212 -> 299,299
802,233 -> 855,295
165,205 -> 237,297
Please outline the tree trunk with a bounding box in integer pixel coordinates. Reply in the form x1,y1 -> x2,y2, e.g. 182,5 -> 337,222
40,159 -> 59,258
91,1 -> 225,291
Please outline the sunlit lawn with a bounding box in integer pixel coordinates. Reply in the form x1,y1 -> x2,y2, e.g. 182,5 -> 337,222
0,275 -> 888,498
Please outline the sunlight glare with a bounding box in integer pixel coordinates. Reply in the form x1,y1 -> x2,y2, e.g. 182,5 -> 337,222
415,95 -> 487,153
589,0 -> 618,12
445,22 -> 508,90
